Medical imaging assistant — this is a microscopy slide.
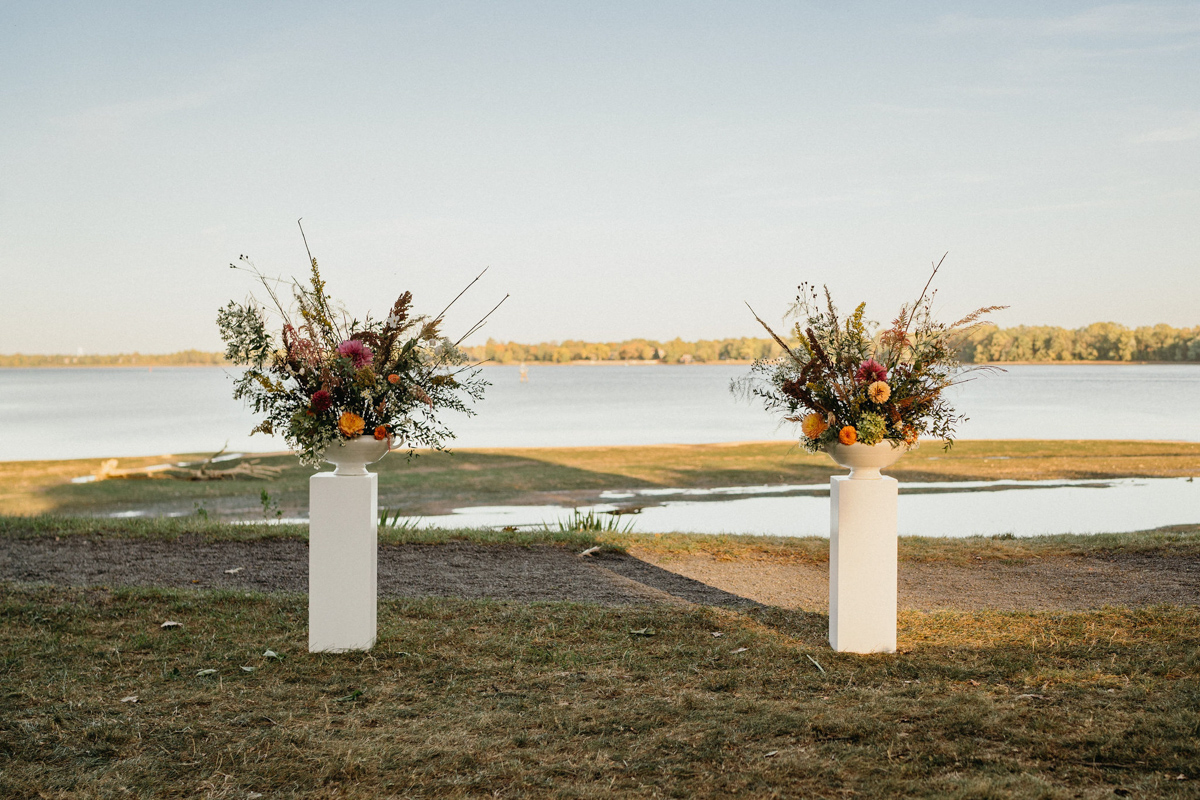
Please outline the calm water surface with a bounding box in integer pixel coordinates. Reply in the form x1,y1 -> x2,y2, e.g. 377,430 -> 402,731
391,477 -> 1200,538
2,363 -> 1198,461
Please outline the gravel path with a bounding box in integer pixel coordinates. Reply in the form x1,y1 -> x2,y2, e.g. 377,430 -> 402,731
2,536 -> 1197,611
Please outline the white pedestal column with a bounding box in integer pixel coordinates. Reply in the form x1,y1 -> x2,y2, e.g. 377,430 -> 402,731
309,472 -> 378,652
829,475 -> 898,654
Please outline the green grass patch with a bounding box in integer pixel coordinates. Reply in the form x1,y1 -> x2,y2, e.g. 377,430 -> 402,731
1,583 -> 1197,798
0,514 -> 308,542
896,525 -> 1200,564
609,525 -> 1200,565
6,515 -> 1200,567
0,514 -> 612,551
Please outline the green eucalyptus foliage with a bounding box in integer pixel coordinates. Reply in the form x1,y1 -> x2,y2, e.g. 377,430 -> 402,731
216,301 -> 273,368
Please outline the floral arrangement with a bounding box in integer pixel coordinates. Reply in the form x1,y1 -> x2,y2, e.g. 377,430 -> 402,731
217,235 -> 500,467
737,257 -> 1003,452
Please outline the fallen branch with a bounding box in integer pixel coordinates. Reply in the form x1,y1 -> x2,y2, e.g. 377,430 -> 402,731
87,445 -> 286,482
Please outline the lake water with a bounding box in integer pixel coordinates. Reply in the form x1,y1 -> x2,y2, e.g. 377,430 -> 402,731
2,363 -> 1198,462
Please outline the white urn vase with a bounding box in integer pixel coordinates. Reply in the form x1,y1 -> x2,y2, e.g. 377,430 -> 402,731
824,441 -> 913,480
323,436 -> 391,476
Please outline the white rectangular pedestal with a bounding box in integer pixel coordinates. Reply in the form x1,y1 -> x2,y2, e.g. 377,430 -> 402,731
309,473 -> 378,652
829,476 -> 898,654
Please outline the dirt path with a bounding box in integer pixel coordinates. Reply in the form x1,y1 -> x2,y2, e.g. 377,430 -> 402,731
0,537 -> 753,608
630,550 -> 1200,611
2,536 -> 1198,610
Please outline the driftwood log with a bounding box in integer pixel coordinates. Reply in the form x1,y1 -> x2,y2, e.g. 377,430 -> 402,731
91,447 -> 286,482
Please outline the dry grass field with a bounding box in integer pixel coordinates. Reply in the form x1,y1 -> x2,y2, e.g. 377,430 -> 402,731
2,579 -> 1197,798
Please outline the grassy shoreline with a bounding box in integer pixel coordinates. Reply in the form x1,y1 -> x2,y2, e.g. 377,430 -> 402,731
2,439 -> 1199,519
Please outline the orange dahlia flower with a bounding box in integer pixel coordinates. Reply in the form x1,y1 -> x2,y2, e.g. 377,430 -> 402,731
373,425 -> 389,441
868,380 -> 891,403
387,374 -> 400,385
838,425 -> 857,446
801,412 -> 828,439
337,412 -> 365,438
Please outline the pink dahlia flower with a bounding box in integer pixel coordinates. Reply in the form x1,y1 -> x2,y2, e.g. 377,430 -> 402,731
336,339 -> 374,369
854,358 -> 887,384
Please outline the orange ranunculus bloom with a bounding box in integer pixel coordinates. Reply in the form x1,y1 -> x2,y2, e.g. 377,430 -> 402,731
337,412 -> 365,438
838,425 -> 857,446
373,425 -> 389,441
387,374 -> 400,385
801,412 -> 829,439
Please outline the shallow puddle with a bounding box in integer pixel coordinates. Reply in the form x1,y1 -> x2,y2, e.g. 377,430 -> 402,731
396,477 -> 1200,538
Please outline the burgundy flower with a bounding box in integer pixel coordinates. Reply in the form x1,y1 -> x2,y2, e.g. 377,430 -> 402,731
310,389 -> 333,413
854,358 -> 887,384
336,339 -> 374,369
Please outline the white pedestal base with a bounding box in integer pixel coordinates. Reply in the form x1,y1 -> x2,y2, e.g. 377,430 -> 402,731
309,473 -> 378,652
829,476 -> 897,654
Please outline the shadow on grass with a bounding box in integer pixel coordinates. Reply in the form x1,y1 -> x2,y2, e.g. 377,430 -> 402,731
20,450 -> 826,520
595,551 -> 762,608
742,605 -> 832,649
30,450 -> 665,518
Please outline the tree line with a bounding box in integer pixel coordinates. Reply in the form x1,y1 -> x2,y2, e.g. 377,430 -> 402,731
0,350 -> 227,368
3,323 -> 1197,367
466,322 -> 1200,365
461,337 -> 786,364
960,323 -> 1200,363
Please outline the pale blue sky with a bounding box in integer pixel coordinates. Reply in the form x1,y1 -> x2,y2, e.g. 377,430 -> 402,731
2,2 -> 1197,354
